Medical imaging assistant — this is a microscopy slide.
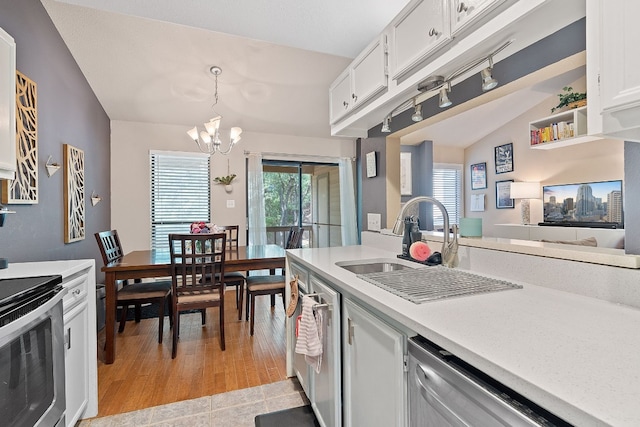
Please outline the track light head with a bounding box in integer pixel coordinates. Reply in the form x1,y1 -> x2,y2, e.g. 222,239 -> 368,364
481,67 -> 498,91
411,102 -> 423,122
381,114 -> 392,133
439,85 -> 452,108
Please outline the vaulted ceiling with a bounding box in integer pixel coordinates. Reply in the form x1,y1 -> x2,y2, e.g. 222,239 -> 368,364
41,0 -> 409,139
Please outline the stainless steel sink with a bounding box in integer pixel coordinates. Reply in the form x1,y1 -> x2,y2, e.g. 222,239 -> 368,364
336,258 -> 416,275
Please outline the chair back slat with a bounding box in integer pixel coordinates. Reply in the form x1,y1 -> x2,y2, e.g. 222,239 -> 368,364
168,233 -> 226,296
95,230 -> 125,266
216,225 -> 240,249
286,227 -> 303,249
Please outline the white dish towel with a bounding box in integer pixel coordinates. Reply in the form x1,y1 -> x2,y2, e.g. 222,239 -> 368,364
295,295 -> 324,373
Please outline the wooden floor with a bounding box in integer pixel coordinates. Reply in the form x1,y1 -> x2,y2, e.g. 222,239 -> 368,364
95,290 -> 288,417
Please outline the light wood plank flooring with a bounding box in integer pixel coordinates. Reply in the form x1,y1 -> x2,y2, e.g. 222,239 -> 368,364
94,290 -> 288,418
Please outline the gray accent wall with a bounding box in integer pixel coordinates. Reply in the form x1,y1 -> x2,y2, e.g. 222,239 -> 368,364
0,1 -> 110,278
401,142 -> 433,229
360,136 -> 389,228
624,142 -> 640,255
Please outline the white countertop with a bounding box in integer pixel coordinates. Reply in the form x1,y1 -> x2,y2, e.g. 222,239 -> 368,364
0,259 -> 95,279
287,245 -> 640,427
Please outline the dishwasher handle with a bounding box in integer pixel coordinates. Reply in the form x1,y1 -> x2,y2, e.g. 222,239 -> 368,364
415,364 -> 471,427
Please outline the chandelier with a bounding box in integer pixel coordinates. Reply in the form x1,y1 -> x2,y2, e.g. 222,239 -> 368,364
187,66 -> 242,155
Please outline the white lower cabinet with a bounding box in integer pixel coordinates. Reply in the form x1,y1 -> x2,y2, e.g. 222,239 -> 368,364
342,298 -> 407,427
64,300 -> 89,426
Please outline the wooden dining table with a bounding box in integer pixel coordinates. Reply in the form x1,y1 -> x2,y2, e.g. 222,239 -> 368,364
101,244 -> 286,364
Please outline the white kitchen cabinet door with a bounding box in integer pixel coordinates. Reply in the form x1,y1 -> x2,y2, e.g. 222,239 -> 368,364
389,0 -> 450,80
342,298 -> 407,427
329,70 -> 352,124
351,35 -> 388,110
599,0 -> 640,142
451,0 -> 509,36
309,275 -> 341,427
0,27 -> 16,181
64,300 -> 89,427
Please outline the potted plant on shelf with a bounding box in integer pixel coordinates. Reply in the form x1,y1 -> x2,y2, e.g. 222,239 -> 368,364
551,86 -> 587,113
214,173 -> 236,193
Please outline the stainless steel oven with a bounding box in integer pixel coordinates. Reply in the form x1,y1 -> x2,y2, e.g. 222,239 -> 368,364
0,275 -> 67,427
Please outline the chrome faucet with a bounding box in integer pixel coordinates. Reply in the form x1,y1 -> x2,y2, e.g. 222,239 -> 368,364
392,196 -> 459,268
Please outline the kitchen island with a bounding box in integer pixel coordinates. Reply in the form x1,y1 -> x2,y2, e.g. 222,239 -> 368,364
287,244 -> 640,426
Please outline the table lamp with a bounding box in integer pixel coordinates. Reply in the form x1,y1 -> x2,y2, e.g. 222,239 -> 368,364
509,182 -> 540,225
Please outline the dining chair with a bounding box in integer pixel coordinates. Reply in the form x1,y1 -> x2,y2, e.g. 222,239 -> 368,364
216,225 -> 246,320
94,230 -> 172,343
244,226 -> 303,336
168,233 -> 226,358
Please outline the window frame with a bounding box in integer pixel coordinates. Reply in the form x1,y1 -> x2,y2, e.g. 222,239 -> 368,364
432,162 -> 463,229
150,150 -> 210,252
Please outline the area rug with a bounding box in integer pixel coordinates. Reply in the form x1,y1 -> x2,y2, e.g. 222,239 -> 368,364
254,405 -> 319,427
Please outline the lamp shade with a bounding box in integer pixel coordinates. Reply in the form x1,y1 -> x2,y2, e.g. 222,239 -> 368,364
509,182 -> 540,199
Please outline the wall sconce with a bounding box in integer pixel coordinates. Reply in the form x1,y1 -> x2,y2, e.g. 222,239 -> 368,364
91,191 -> 102,206
509,182 -> 540,224
439,82 -> 452,108
45,155 -> 61,177
411,98 -> 423,122
481,56 -> 498,91
381,114 -> 392,133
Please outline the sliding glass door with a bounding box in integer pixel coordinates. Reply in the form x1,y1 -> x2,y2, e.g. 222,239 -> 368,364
259,160 -> 342,248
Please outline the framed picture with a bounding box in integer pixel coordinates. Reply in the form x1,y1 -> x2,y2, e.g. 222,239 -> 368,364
496,179 -> 514,209
366,151 -> 377,178
494,142 -> 514,174
64,143 -> 85,243
400,152 -> 412,195
470,162 -> 487,190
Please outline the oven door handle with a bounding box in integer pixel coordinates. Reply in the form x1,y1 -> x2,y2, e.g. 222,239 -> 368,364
0,287 -> 68,346
415,364 -> 471,427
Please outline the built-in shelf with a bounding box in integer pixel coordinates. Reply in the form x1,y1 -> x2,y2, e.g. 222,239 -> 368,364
529,106 -> 602,150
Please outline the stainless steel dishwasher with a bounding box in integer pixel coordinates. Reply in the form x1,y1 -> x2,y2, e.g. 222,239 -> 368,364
408,336 -> 572,427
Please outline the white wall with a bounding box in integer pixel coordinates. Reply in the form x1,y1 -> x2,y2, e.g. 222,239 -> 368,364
111,120 -> 355,250
463,79 -> 623,237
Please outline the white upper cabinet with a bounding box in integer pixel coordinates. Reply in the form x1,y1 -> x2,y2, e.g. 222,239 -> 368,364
329,70 -> 352,124
451,0 -> 510,36
389,0 -> 450,80
329,35 -> 388,124
597,0 -> 640,142
0,27 -> 16,181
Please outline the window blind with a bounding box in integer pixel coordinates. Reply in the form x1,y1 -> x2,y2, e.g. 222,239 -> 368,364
150,152 -> 210,252
432,163 -> 463,229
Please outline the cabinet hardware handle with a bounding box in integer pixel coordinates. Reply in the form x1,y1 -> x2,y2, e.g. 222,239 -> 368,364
352,93 -> 358,102
458,2 -> 468,13
73,289 -> 81,296
65,327 -> 71,350
347,318 -> 355,345
343,101 -> 349,109
428,28 -> 439,37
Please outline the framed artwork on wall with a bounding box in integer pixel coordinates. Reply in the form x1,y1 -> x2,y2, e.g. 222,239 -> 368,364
494,142 -> 514,174
470,162 -> 487,190
496,179 -> 514,209
400,152 -> 412,195
64,143 -> 85,243
2,71 -> 38,204
366,151 -> 377,178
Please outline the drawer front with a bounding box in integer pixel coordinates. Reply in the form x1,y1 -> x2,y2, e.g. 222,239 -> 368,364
62,273 -> 88,313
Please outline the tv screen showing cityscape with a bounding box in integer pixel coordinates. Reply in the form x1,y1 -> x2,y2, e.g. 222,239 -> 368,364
542,180 -> 623,228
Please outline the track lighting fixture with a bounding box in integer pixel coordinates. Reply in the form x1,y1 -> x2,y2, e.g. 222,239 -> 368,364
481,57 -> 498,91
439,82 -> 452,108
411,99 -> 423,122
381,114 -> 392,133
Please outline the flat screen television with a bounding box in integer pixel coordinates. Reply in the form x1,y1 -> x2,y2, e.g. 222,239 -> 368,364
541,180 -> 623,229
